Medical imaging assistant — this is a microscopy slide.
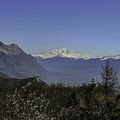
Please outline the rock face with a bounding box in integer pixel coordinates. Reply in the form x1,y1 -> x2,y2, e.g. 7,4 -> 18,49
0,42 -> 46,79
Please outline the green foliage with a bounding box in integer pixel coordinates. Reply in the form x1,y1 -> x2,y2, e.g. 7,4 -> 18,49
101,61 -> 119,96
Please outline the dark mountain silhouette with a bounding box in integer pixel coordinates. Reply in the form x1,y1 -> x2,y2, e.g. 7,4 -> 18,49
35,56 -> 120,85
0,42 -> 46,80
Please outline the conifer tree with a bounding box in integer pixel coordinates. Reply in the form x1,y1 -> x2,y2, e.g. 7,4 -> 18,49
101,61 -> 119,101
101,61 -> 119,119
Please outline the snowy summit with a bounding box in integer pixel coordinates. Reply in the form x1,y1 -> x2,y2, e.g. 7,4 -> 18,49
33,48 -> 96,59
33,48 -> 120,60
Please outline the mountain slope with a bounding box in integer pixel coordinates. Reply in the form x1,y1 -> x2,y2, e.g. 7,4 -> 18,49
35,57 -> 120,85
0,72 -> 8,78
0,77 -> 47,95
0,42 -> 46,79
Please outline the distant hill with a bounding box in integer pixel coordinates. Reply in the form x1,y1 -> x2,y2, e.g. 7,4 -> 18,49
0,77 -> 47,95
0,72 -> 9,78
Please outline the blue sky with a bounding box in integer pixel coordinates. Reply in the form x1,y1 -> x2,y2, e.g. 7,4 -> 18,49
0,0 -> 120,56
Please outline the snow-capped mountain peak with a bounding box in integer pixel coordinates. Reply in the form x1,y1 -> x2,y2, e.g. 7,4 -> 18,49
100,54 -> 120,60
55,48 -> 70,53
33,48 -> 96,59
33,48 -> 120,60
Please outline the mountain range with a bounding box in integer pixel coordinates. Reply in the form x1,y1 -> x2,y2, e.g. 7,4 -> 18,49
33,48 -> 96,59
0,42 -> 120,85
33,48 -> 120,85
0,42 -> 76,84
33,48 -> 120,60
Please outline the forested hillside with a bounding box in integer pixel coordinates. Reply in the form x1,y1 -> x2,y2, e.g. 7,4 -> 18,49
0,62 -> 120,120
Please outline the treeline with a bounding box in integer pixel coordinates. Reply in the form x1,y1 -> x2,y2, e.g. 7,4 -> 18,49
0,61 -> 120,120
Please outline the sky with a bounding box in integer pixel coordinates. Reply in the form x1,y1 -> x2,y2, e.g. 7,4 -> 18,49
0,0 -> 120,56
